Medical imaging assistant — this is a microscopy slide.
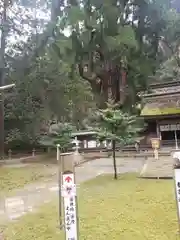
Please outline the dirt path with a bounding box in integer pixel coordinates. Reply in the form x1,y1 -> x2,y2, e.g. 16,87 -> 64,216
0,157 -> 144,224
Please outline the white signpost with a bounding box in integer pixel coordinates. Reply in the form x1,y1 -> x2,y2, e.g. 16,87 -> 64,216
174,169 -> 180,218
173,151 -> 180,234
62,173 -> 78,240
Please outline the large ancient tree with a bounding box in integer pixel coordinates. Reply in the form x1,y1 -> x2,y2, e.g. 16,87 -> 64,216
0,0 -> 178,151
51,0 -> 170,108
0,0 -> 95,149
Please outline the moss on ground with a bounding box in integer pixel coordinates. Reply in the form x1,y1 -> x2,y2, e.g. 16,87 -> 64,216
2,174 -> 179,240
0,164 -> 56,194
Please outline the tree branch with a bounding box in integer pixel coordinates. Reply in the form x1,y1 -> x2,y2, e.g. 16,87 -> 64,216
78,62 -> 97,83
160,38 -> 180,67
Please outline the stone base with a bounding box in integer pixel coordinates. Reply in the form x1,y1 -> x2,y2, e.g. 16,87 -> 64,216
140,156 -> 173,179
73,152 -> 84,165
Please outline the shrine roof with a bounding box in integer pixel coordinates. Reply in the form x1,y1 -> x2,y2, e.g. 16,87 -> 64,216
141,106 -> 180,116
149,80 -> 180,89
143,90 -> 180,98
72,131 -> 97,136
140,94 -> 180,117
140,80 -> 180,98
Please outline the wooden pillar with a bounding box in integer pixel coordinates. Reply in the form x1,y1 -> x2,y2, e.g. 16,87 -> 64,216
175,130 -> 178,150
156,121 -> 160,139
83,140 -> 87,148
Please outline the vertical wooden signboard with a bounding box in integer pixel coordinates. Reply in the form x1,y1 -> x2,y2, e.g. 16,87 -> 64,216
60,153 -> 79,240
62,172 -> 78,240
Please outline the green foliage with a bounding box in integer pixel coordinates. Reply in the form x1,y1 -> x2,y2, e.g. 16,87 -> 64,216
154,10 -> 180,82
40,123 -> 76,152
96,100 -> 143,179
51,123 -> 75,152
96,101 -> 142,146
52,0 -> 172,107
0,164 -> 55,194
3,0 -> 180,150
5,48 -> 95,148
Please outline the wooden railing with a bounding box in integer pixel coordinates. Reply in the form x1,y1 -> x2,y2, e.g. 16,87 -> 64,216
161,140 -> 180,147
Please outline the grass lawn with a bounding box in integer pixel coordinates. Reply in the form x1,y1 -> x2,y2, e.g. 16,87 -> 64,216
2,174 -> 179,240
0,163 -> 56,194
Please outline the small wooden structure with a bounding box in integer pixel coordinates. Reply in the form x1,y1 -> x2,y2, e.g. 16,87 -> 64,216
72,131 -> 107,149
72,131 -> 111,150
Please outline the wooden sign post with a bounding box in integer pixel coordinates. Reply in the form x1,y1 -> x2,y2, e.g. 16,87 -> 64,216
173,155 -> 180,235
57,144 -> 63,229
60,152 -> 79,240
151,138 -> 160,160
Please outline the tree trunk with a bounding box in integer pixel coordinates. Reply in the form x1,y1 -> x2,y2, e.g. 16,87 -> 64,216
112,139 -> 117,179
0,0 -> 7,159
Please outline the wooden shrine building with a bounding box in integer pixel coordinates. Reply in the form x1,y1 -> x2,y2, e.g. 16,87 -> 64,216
140,80 -> 180,148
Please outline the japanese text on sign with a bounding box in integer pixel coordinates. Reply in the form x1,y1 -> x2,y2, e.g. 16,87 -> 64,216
62,173 -> 78,240
160,124 -> 180,131
64,196 -> 78,240
61,185 -> 76,198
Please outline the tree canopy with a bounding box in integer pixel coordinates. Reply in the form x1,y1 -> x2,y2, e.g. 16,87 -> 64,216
0,0 -> 179,150
96,100 -> 143,179
51,0 -> 172,108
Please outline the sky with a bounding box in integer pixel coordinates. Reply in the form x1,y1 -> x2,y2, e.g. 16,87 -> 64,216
172,0 -> 180,12
2,0 -> 180,55
5,0 -> 72,55
5,0 -> 50,53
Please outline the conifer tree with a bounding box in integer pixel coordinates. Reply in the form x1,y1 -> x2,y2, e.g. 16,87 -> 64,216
97,101 -> 142,179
